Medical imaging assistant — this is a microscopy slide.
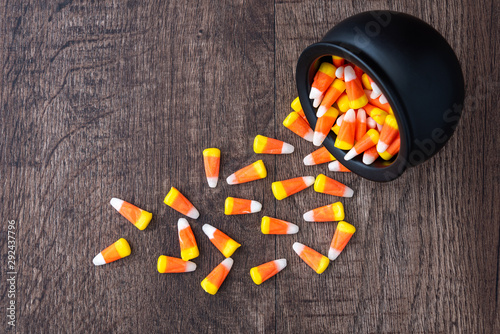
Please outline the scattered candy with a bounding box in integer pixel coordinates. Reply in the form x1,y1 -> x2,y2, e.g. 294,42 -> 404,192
309,62 -> 336,100
178,218 -> 199,261
226,160 -> 267,185
313,107 -> 339,146
250,259 -> 287,285
157,255 -> 197,273
253,135 -> 294,154
203,148 -> 221,188
224,197 -> 262,215
164,187 -> 200,219
344,129 -> 380,161
261,216 -> 299,235
201,258 -> 234,295
93,238 -> 131,266
283,112 -> 314,142
110,198 -> 152,231
293,242 -> 330,274
303,147 -> 336,166
271,176 -> 315,200
202,224 -> 241,258
314,174 -> 354,198
328,160 -> 351,172
317,79 -> 346,117
303,202 -> 345,222
328,221 -> 356,261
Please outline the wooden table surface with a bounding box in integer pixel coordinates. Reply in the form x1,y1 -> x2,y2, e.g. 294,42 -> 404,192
1,0 -> 499,333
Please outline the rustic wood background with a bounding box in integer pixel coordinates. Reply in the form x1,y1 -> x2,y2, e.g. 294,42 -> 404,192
1,0 -> 498,333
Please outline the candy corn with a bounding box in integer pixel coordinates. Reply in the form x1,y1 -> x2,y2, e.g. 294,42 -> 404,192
271,176 -> 315,200
332,56 -> 344,67
379,135 -> 400,160
366,90 -> 392,113
110,198 -> 152,231
367,116 -> 377,130
328,161 -> 351,172
293,242 -> 330,274
309,62 -> 336,99
355,108 -> 367,142
261,216 -> 299,234
344,66 -> 368,109
313,107 -> 339,146
336,93 -> 350,113
253,135 -> 294,154
201,258 -> 234,295
335,65 -> 345,80
328,221 -> 356,260
93,238 -> 131,266
250,259 -> 287,285
334,108 -> 356,150
362,146 -> 379,165
303,147 -> 336,166
344,129 -> 380,161
296,108 -> 309,125
164,187 -> 200,219
364,103 -> 388,125
317,79 -> 346,117
377,114 -> 399,153
283,112 -> 314,142
157,256 -> 197,273
224,197 -> 262,215
314,174 -> 353,197
303,202 -> 345,222
202,224 -> 241,258
178,218 -> 199,261
312,94 -> 324,108
203,148 -> 221,188
291,96 -> 302,112
361,73 -> 372,90
226,160 -> 267,185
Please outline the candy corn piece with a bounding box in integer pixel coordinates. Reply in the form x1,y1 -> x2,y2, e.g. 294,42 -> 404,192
332,55 -> 344,67
328,161 -> 351,172
157,256 -> 197,273
377,114 -> 399,153
110,198 -> 152,230
344,129 -> 380,161
303,202 -> 345,222
344,66 -> 368,109
253,135 -> 294,154
296,108 -> 309,125
328,221 -> 356,260
367,116 -> 377,130
336,93 -> 350,113
201,258 -> 234,295
283,112 -> 314,142
334,108 -> 356,150
203,148 -> 221,188
361,73 -> 373,90
362,146 -> 379,165
178,218 -> 199,261
353,65 -> 364,79
312,94 -> 324,108
303,147 -> 336,166
293,242 -> 330,274
332,123 -> 340,135
335,65 -> 345,80
272,176 -> 315,200
291,96 -> 302,112
364,103 -> 388,125
379,135 -> 400,160
313,107 -> 339,146
225,197 -> 262,215
309,62 -> 336,99
314,174 -> 353,197
226,160 -> 267,185
366,90 -> 392,113
261,216 -> 299,234
355,108 -> 367,142
317,79 -> 346,117
202,224 -> 241,257
93,238 -> 131,266
250,259 -> 287,285
164,187 -> 200,219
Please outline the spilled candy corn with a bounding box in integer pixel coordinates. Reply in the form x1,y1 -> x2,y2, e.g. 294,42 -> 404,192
313,107 -> 339,146
157,256 -> 197,273
303,202 -> 345,222
225,197 -> 262,215
203,148 -> 221,188
344,129 -> 380,161
261,216 -> 299,235
178,218 -> 199,261
110,198 -> 152,231
226,160 -> 267,185
253,135 -> 294,154
328,161 -> 351,172
303,147 -> 336,166
93,238 -> 131,266
309,62 -> 336,99
328,221 -> 356,261
250,259 -> 287,285
314,174 -> 354,198
201,258 -> 234,295
317,79 -> 346,117
283,112 -> 314,142
293,242 -> 330,274
202,224 -> 241,258
271,176 -> 315,200
164,187 -> 200,219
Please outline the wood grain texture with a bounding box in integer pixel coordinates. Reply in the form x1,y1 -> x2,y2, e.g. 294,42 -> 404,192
0,0 -> 498,333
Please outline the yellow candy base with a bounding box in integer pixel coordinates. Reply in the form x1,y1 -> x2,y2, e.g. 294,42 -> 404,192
163,187 -> 178,206
379,150 -> 394,160
332,202 -> 345,221
253,160 -> 267,179
253,135 -> 268,154
260,217 -> 270,234
181,246 -> 199,261
201,278 -> 219,295
249,267 -> 263,285
135,211 -> 153,230
313,174 -> 327,193
222,239 -> 241,258
334,138 -> 353,150
348,95 -> 368,109
115,238 -> 131,258
315,256 -> 330,274
157,255 -> 167,273
283,112 -> 300,127
271,182 -> 287,200
337,221 -> 356,234
337,95 -> 350,113
224,197 -> 234,215
203,148 -> 220,158
291,97 -> 302,112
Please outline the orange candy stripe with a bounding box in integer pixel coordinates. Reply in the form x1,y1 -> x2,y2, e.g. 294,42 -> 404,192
119,201 -> 142,224
179,226 -> 197,251
101,244 -> 121,263
204,156 -> 220,178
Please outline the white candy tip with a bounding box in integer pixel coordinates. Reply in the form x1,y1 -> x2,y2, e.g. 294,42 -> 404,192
202,224 -> 217,238
309,87 -> 322,99
328,161 -> 340,171
377,142 -> 389,153
362,154 -> 377,165
303,176 -> 316,187
178,218 -> 190,230
343,187 -> 354,198
313,96 -> 323,108
335,67 -> 344,79
303,211 -> 315,222
226,174 -> 237,185
221,257 -> 234,270
292,242 -> 305,254
207,177 -> 218,188
275,259 -> 287,271
313,132 -> 326,147
344,109 -> 356,122
303,154 -> 314,166
328,248 -> 341,261
93,253 -> 106,266
379,94 -> 388,104
250,201 -> 262,213
304,130 -> 314,143
344,66 -> 356,81
344,149 -> 357,161
317,106 -> 327,117
287,223 -> 300,234
186,207 -> 200,219
185,261 -> 197,272
109,198 -> 124,211
281,143 -> 295,154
